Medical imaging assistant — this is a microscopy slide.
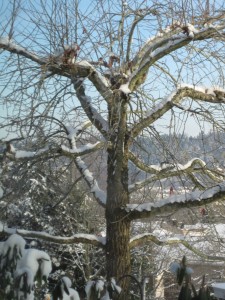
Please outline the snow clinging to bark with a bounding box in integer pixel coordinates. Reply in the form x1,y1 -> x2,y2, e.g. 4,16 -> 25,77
61,142 -> 101,154
126,182 -> 225,212
119,83 -> 131,94
179,83 -> 225,95
75,157 -> 106,205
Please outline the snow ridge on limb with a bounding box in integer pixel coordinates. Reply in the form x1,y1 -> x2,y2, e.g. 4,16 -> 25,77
125,182 -> 225,220
61,142 -> 104,157
72,77 -> 108,138
75,157 -> 107,207
3,144 -> 50,160
65,125 -> 107,207
128,156 -> 224,193
129,84 -> 225,140
0,37 -> 45,65
128,154 -> 207,174
129,233 -> 225,261
0,224 -> 106,248
127,20 -> 225,91
75,61 -> 113,103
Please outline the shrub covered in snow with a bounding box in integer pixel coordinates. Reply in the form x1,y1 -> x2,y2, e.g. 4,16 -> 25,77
0,234 -> 52,300
85,277 -> 121,300
0,233 -> 121,300
0,150 -> 106,292
170,256 -> 212,300
52,276 -> 80,300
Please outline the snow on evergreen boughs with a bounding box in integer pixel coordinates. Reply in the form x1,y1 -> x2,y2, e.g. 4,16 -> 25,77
0,234 -> 25,270
85,277 -> 121,299
52,276 -> 80,300
0,234 -> 52,300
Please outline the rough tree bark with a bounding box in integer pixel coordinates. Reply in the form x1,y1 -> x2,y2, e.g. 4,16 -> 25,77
105,92 -> 131,298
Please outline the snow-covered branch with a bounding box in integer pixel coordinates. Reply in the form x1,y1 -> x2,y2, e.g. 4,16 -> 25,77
129,84 -> 225,139
4,141 -> 105,162
74,157 -> 106,207
125,182 -> 225,220
72,77 -> 109,137
128,22 -> 225,91
0,37 -> 46,65
128,156 -> 224,193
61,141 -> 105,157
129,233 -> 225,261
5,142 -> 105,162
0,224 -> 106,248
4,144 -> 50,160
129,153 -> 207,174
74,61 -> 113,103
65,125 -> 107,207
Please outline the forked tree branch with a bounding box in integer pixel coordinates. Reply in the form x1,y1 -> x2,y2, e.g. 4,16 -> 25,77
61,141 -> 105,157
65,123 -> 107,207
129,233 -> 225,261
128,22 -> 225,91
0,37 -> 113,104
128,155 -> 224,193
129,85 -> 225,140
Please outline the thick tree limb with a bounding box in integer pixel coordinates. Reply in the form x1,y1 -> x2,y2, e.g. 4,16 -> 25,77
129,233 -> 225,261
0,37 -> 46,65
3,142 -> 105,161
72,78 -> 109,137
128,153 -> 207,174
69,61 -> 113,103
3,225 -> 223,262
128,155 -> 224,193
0,37 -> 113,104
124,182 -> 225,220
0,225 -> 105,248
129,85 -> 225,140
74,157 -> 106,207
128,23 -> 225,91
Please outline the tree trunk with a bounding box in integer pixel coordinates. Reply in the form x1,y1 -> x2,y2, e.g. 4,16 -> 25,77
105,208 -> 131,299
106,94 -> 131,299
106,147 -> 131,299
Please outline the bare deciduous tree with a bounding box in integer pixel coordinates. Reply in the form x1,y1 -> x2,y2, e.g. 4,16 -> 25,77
1,0 -> 225,298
